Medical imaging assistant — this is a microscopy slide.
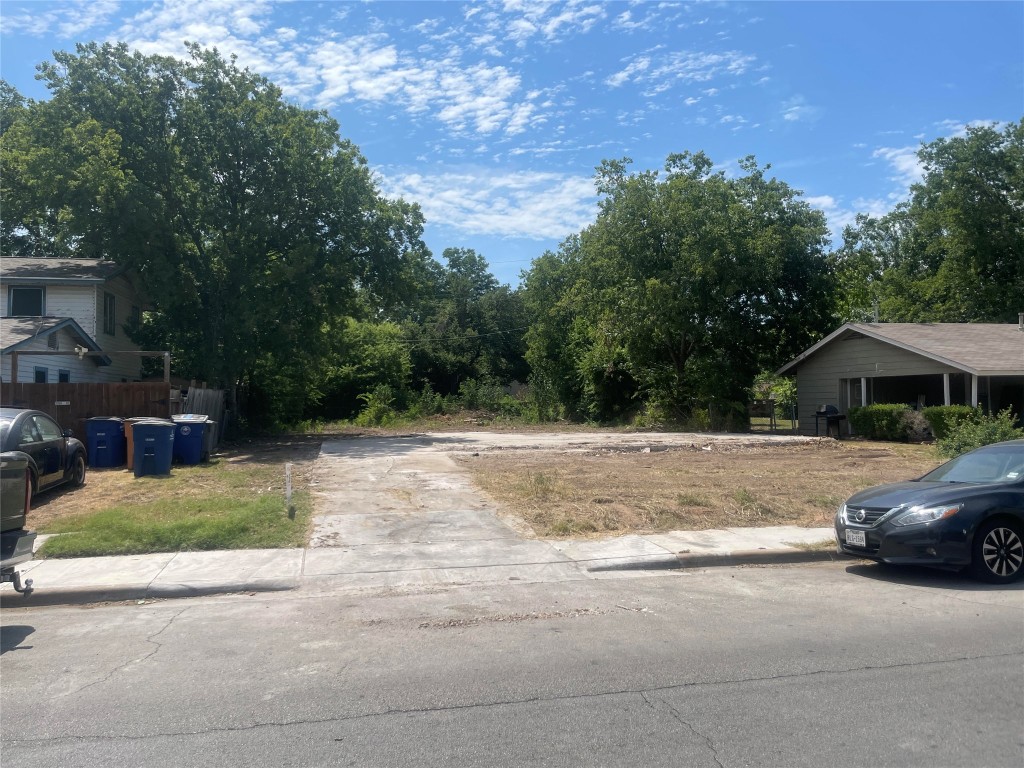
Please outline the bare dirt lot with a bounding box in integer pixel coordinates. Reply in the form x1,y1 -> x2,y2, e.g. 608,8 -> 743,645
29,429 -> 943,541
455,439 -> 943,537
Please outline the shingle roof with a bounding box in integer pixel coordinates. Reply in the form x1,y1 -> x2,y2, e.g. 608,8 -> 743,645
0,317 -> 101,353
0,257 -> 125,282
778,322 -> 1024,376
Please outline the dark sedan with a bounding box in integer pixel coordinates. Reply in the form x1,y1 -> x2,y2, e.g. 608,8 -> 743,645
836,439 -> 1024,583
0,407 -> 86,504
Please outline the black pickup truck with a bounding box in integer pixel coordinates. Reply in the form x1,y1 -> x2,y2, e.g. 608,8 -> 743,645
1,451 -> 36,594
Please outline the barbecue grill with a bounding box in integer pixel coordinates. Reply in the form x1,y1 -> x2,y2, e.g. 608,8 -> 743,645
815,404 -> 846,438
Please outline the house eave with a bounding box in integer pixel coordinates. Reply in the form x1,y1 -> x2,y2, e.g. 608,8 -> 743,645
777,323 -> 1024,377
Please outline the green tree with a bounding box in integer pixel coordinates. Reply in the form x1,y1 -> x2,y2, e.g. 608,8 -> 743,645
1,43 -> 425,426
835,120 -> 1024,323
525,153 -> 832,422
402,248 -> 527,395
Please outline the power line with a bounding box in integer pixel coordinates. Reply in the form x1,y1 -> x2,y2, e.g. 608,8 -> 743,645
395,325 -> 531,345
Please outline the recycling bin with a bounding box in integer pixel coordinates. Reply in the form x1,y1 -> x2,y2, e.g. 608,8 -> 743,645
126,417 -> 164,470
86,417 -> 127,468
171,415 -> 210,465
132,420 -> 176,477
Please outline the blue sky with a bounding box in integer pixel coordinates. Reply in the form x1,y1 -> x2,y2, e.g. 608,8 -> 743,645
2,1 -> 1022,286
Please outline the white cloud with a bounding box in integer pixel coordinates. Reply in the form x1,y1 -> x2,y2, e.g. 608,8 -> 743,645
380,169 -> 597,239
872,145 -> 924,194
1,0 -> 120,37
608,49 -> 755,92
110,1 -> 547,138
780,96 -> 822,123
606,56 -> 651,88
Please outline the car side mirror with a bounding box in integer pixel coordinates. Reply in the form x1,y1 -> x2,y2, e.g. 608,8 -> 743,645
62,429 -> 74,438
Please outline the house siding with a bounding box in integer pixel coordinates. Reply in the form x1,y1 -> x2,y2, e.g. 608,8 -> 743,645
94,275 -> 144,380
0,326 -> 106,383
795,335 -> 960,436
43,285 -> 98,333
2,266 -> 147,383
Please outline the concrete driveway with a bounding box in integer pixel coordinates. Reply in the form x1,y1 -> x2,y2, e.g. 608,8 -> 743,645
305,432 -> 826,592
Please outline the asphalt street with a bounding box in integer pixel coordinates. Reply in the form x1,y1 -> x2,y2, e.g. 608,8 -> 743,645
2,561 -> 1022,767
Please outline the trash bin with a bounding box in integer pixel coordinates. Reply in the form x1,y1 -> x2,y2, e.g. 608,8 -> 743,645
171,415 -> 209,465
86,417 -> 127,468
132,420 -> 175,477
126,417 -> 163,470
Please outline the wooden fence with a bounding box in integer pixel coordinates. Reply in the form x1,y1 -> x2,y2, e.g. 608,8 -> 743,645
0,382 -> 174,438
182,385 -> 227,447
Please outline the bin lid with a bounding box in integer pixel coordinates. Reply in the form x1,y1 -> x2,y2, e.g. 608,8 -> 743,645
172,414 -> 211,422
88,416 -> 125,422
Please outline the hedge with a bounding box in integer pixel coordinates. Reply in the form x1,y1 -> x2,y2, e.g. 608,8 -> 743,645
921,405 -> 979,440
848,404 -> 912,441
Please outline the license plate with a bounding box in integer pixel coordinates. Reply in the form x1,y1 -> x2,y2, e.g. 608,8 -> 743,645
845,529 -> 866,547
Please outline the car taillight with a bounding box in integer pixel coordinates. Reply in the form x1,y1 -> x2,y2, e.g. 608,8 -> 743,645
24,468 -> 31,512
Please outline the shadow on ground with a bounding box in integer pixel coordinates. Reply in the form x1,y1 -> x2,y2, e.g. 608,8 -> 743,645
845,562 -> 1024,591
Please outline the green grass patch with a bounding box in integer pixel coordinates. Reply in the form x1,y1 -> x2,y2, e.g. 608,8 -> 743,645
39,491 -> 311,558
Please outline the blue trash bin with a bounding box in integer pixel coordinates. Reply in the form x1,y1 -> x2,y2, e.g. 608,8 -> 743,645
132,420 -> 175,477
86,418 -> 127,468
171,415 -> 208,465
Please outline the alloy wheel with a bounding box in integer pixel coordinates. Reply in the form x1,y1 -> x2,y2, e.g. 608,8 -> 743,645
980,526 -> 1024,579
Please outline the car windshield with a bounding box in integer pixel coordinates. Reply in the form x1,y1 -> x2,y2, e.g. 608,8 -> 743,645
922,446 -> 1024,484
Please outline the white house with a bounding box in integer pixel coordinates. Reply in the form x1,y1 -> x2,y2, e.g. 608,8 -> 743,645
1,258 -> 147,383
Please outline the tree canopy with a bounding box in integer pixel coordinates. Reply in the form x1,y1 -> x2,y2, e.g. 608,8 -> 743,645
523,153 -> 833,423
834,120 -> 1024,323
1,43 -> 427,424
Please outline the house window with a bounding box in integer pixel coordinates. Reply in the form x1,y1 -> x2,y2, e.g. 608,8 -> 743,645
33,367 -> 48,383
9,286 -> 44,316
58,369 -> 71,383
103,292 -> 116,335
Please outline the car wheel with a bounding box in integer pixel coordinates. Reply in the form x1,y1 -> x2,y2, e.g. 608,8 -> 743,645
970,519 -> 1024,583
71,453 -> 87,487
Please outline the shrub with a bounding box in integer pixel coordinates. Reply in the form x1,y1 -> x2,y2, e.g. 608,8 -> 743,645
354,384 -> 397,426
937,407 -> 1024,457
921,405 -> 979,440
848,404 -> 911,440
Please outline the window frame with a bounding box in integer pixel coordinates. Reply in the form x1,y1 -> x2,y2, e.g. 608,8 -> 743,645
8,286 -> 45,316
33,366 -> 48,383
103,291 -> 116,336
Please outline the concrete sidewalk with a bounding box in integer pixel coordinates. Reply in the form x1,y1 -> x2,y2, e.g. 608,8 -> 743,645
1,526 -> 844,607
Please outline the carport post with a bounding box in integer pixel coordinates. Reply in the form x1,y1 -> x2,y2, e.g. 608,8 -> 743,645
943,374 -> 951,406
971,375 -> 979,407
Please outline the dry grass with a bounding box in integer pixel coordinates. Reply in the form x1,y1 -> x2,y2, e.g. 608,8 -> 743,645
455,440 -> 942,538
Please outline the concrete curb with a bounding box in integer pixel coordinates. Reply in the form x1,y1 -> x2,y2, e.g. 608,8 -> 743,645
587,548 -> 853,572
0,579 -> 299,608
676,549 -> 854,569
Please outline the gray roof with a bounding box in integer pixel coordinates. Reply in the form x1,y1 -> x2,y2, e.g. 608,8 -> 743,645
778,322 -> 1024,376
0,257 -> 125,283
0,317 -> 102,354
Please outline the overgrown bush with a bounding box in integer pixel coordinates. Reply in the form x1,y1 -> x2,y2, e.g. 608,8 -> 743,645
405,384 -> 444,419
922,405 -> 979,440
937,407 -> 1024,457
458,378 -> 509,412
354,384 -> 397,426
848,404 -> 911,441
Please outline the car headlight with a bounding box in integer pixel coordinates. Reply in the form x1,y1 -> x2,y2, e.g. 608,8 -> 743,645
891,504 -> 961,527
836,504 -> 848,525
